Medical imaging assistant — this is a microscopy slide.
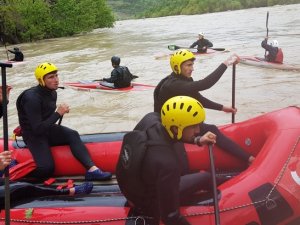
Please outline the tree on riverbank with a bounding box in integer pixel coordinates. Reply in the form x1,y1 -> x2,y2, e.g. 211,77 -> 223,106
0,0 -> 115,44
108,0 -> 300,20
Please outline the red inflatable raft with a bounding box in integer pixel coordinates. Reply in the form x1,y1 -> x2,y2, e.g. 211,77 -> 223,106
1,106 -> 300,225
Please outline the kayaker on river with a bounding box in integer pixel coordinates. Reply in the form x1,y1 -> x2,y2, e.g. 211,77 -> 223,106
189,32 -> 213,53
7,47 -> 24,62
154,49 -> 255,166
261,38 -> 283,63
101,56 -> 138,88
15,62 -> 112,181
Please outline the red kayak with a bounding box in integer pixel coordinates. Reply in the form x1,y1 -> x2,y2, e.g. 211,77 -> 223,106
155,45 -> 228,59
240,56 -> 300,71
3,60 -> 26,66
1,106 -> 300,224
64,81 -> 156,93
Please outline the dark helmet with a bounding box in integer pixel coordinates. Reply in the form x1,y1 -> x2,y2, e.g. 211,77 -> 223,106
111,56 -> 121,65
14,47 -> 20,51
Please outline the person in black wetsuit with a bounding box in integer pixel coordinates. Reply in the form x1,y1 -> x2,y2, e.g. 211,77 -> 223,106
7,47 -> 24,61
16,62 -> 112,181
189,32 -> 213,53
154,49 -> 255,165
261,38 -> 283,63
0,87 -> 93,209
0,151 -> 93,209
101,56 -> 138,88
118,96 -> 218,225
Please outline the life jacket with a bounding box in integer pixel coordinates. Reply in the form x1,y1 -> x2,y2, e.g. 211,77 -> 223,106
114,66 -> 132,88
116,124 -> 169,207
274,48 -> 283,64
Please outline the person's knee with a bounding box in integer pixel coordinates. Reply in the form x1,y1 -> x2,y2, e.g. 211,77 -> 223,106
66,129 -> 80,140
35,163 -> 55,178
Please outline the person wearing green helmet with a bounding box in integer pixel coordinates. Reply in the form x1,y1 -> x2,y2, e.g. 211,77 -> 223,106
16,62 -> 112,181
118,96 -> 218,225
7,47 -> 24,61
101,56 -> 138,88
189,32 -> 213,53
154,49 -> 255,166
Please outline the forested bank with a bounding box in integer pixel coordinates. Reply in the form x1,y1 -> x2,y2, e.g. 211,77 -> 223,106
0,0 -> 115,44
108,0 -> 300,20
1,0 -> 299,44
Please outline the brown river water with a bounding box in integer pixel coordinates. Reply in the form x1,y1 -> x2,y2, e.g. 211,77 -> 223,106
1,4 -> 299,137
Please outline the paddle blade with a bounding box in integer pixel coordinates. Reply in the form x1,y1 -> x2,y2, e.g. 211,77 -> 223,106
211,48 -> 226,51
266,11 -> 269,29
168,45 -> 180,51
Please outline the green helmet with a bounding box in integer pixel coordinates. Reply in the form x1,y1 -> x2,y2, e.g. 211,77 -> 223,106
161,96 -> 206,140
35,62 -> 58,86
170,49 -> 195,75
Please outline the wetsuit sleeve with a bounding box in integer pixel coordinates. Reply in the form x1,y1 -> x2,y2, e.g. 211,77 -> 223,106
189,41 -> 197,48
104,69 -> 119,83
8,50 -> 14,54
175,63 -> 227,93
22,93 -> 60,135
199,94 -> 223,110
0,104 -> 2,118
205,39 -> 213,47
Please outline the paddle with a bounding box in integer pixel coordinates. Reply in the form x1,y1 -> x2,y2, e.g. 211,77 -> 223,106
208,144 -> 221,225
0,37 -> 9,61
232,64 -> 236,123
0,62 -> 13,225
168,45 -> 226,52
264,11 -> 269,58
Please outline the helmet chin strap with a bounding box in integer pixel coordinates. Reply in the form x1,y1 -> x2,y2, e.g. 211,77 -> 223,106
170,126 -> 178,139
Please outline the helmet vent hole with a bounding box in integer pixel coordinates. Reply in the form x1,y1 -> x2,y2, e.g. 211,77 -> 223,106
173,102 -> 176,109
162,110 -> 165,116
187,105 -> 192,112
180,103 -> 184,109
193,112 -> 198,117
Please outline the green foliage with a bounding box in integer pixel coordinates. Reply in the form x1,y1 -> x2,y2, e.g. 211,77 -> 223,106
0,0 -> 115,43
108,0 -> 300,19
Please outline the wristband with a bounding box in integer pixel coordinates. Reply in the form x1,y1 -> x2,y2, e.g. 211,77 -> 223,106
194,136 -> 202,146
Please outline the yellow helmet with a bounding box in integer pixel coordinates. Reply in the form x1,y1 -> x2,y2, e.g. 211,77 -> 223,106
161,96 -> 205,140
170,49 -> 195,75
35,62 -> 58,86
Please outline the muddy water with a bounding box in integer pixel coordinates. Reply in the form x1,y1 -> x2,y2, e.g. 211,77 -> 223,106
1,4 -> 299,136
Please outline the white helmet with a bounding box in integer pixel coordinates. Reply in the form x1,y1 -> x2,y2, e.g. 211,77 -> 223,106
270,40 -> 279,47
198,32 -> 204,37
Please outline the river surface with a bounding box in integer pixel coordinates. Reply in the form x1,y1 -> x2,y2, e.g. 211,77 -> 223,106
1,4 -> 300,136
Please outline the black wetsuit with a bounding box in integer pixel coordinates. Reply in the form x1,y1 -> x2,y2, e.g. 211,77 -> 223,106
261,39 -> 283,63
154,64 -> 251,163
8,49 -> 24,61
0,179 -> 69,209
16,85 -> 95,178
190,38 -> 213,53
1,104 -> 69,209
103,66 -> 134,88
121,112 -> 212,225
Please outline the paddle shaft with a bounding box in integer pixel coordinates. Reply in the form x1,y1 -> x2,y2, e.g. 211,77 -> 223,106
168,45 -> 225,52
1,37 -> 9,60
265,12 -> 269,58
1,62 -> 13,225
208,144 -> 221,225
232,64 -> 236,123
